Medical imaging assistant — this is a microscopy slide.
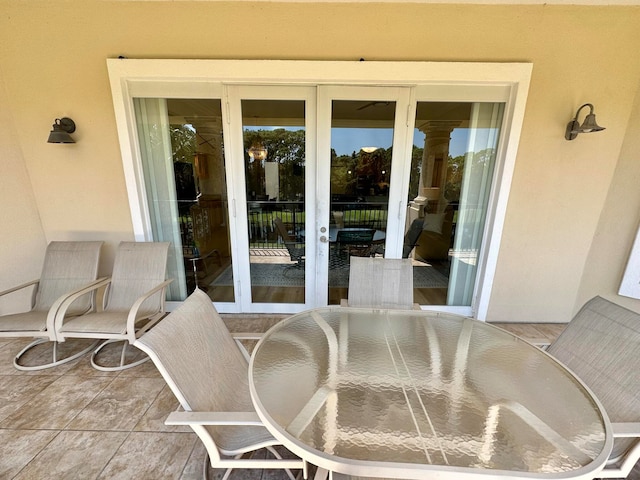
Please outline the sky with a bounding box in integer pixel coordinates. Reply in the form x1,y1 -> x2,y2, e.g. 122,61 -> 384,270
245,125 -> 471,158
331,128 -> 469,158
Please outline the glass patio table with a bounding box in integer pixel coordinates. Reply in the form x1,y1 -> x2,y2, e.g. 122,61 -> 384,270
249,307 -> 613,480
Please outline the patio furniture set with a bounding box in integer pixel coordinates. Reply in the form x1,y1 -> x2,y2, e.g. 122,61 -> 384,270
1,243 -> 639,479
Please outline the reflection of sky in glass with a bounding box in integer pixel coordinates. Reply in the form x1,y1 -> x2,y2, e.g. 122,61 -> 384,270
245,126 -> 495,159
331,128 -> 394,156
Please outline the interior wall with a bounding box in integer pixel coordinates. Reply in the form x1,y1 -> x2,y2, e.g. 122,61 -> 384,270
0,68 -> 47,314
576,78 -> 640,315
1,1 -> 640,320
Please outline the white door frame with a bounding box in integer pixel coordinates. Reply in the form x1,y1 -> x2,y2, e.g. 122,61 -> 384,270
107,59 -> 532,319
225,85 -> 317,313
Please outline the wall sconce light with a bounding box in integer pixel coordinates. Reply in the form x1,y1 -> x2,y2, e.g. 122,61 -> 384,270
565,104 -> 605,141
47,117 -> 76,143
247,139 -> 267,161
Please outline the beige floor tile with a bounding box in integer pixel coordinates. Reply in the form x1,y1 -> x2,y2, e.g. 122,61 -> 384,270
12,430 -> 128,480
0,375 -> 113,429
87,340 -> 151,371
67,376 -> 166,431
0,374 -> 58,422
98,432 -> 196,480
531,323 -> 566,342
0,429 -> 58,479
179,441 -> 207,480
117,356 -> 163,378
133,384 -> 190,433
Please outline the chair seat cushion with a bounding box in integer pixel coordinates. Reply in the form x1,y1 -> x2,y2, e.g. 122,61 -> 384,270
0,311 -> 47,332
209,424 -> 278,455
60,311 -> 128,335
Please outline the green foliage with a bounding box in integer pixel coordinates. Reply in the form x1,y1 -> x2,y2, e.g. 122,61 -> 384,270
244,129 -> 305,201
170,125 -> 197,163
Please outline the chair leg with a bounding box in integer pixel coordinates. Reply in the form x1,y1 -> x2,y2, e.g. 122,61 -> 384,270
266,446 -> 301,480
220,452 -> 244,480
13,338 -> 99,371
90,339 -> 151,372
202,451 -> 212,480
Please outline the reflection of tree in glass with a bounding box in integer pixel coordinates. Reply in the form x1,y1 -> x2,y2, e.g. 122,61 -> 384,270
445,148 -> 495,202
170,125 -> 197,163
244,129 -> 305,201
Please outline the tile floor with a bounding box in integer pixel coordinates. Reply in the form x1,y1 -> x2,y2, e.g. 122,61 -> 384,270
0,319 -> 637,480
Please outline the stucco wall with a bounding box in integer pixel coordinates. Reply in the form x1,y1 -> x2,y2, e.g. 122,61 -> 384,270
1,1 -> 640,320
0,69 -> 47,314
576,78 -> 640,314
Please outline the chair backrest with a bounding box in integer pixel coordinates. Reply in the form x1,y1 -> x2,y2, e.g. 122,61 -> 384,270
273,217 -> 292,243
547,296 -> 640,461
105,242 -> 169,314
134,288 -> 256,452
347,257 -> 414,309
274,216 -> 304,261
336,229 -> 375,245
34,241 -> 103,315
402,218 -> 425,258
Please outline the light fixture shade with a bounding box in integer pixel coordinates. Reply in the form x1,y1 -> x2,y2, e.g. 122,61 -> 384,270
47,117 -> 76,143
247,140 -> 267,161
577,113 -> 605,133
565,104 -> 605,140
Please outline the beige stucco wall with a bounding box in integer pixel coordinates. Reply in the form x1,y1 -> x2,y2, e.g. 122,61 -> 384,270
0,69 -> 47,314
1,1 -> 640,320
576,78 -> 640,313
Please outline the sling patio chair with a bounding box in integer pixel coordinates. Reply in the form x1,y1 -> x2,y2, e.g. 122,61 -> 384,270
274,217 -> 305,271
0,241 -> 104,370
341,257 -> 420,310
53,241 -> 172,371
134,288 -> 306,480
545,296 -> 640,478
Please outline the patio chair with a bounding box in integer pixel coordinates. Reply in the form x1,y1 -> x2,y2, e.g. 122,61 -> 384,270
0,241 -> 104,370
341,257 -> 419,310
133,288 -> 306,480
335,228 -> 375,258
546,296 -> 640,478
53,241 -> 172,371
274,217 -> 305,269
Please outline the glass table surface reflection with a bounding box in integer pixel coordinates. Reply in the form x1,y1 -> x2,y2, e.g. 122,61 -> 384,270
249,307 -> 612,480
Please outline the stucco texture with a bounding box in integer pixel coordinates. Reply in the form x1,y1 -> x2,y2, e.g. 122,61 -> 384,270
1,1 -> 640,321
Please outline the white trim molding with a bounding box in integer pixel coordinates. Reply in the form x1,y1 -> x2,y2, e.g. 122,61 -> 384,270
620,223 -> 640,299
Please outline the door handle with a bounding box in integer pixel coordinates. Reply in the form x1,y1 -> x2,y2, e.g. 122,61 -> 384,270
320,236 -> 328,243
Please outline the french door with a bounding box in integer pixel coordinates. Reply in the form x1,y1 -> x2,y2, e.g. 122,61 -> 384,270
109,59 -> 531,318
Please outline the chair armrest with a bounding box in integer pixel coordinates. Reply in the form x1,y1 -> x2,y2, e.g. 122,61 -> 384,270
612,422 -> 640,438
232,332 -> 263,362
50,277 -> 111,338
232,332 -> 263,341
166,411 -> 263,426
125,279 -> 174,341
0,279 -> 39,298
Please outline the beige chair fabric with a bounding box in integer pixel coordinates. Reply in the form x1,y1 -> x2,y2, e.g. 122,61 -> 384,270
0,241 -> 103,370
55,241 -> 172,371
342,257 -> 418,310
547,296 -> 640,478
134,289 -> 305,480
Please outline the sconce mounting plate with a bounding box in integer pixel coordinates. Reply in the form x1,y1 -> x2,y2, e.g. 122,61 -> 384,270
565,120 -> 580,141
59,117 -> 76,134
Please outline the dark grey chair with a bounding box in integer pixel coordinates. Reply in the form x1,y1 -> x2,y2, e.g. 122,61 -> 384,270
273,217 -> 305,269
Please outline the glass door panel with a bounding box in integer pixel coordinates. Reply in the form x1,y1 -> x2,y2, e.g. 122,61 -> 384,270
241,99 -> 307,305
328,100 -> 396,304
133,98 -> 233,303
408,101 -> 504,307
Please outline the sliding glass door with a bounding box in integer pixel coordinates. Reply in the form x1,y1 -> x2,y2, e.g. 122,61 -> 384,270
111,59 -> 530,317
